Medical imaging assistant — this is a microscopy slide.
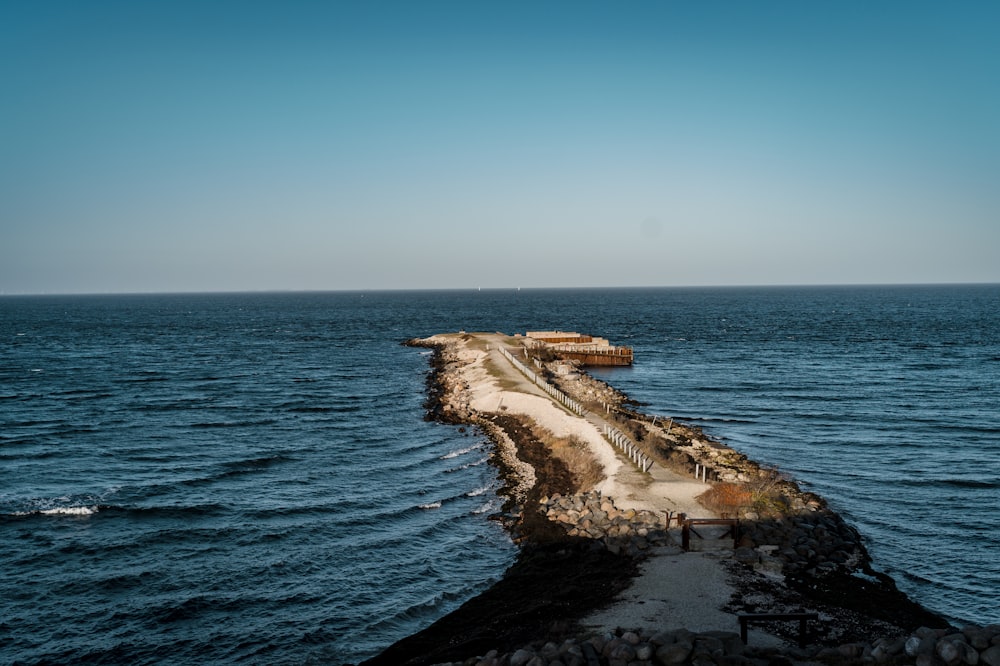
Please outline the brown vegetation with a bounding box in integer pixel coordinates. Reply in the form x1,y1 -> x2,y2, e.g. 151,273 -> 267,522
696,469 -> 791,518
696,482 -> 754,517
505,415 -> 605,492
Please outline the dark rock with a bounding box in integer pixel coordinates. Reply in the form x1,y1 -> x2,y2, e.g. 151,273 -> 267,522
980,646 -> 1000,666
656,640 -> 694,665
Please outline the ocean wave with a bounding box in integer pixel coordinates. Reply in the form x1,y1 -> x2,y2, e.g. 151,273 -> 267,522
416,489 -> 489,513
5,501 -> 235,522
362,586 -> 475,635
41,505 -> 98,515
220,454 -> 294,473
471,500 -> 497,515
8,505 -> 100,517
440,443 -> 483,459
102,503 -> 231,519
244,504 -> 333,520
899,478 -> 1000,489
189,419 -> 278,429
120,373 -> 170,383
133,456 -> 296,492
465,485 -> 492,497
1,490 -> 114,518
52,388 -> 115,399
281,399 -> 364,414
286,405 -> 337,413
445,456 -> 489,473
149,595 -> 240,624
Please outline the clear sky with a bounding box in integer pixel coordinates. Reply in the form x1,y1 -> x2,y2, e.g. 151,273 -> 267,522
3,1 -> 998,294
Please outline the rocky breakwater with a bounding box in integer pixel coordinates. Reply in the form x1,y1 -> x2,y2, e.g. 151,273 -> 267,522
421,623 -> 1000,666
407,335 -> 536,507
733,509 -> 865,578
895,625 -> 1000,666
374,335 -> 965,666
544,357 -> 944,616
431,627 -> 770,666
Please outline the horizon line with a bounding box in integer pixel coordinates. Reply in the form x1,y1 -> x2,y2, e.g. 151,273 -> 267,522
2,281 -> 998,298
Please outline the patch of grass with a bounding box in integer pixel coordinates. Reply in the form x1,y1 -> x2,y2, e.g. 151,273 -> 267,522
464,336 -> 490,351
483,356 -> 523,391
511,416 -> 605,492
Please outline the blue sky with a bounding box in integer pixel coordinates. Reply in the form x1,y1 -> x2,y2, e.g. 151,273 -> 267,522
3,1 -> 998,294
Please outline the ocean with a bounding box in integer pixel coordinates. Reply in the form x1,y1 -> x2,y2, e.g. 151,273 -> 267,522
1,286 -> 997,664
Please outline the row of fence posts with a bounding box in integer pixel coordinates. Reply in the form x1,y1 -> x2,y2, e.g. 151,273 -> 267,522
603,424 -> 654,473
496,345 -> 654,474
497,347 -> 585,416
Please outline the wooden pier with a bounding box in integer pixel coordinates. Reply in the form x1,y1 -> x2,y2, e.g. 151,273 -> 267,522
523,331 -> 633,366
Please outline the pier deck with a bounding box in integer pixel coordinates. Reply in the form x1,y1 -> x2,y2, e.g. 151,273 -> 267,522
522,330 -> 633,366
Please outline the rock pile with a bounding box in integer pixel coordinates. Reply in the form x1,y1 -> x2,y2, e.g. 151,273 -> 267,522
736,511 -> 866,578
427,626 -> 788,666
415,337 -> 478,424
539,491 -> 673,557
814,624 -> 1000,665
419,623 -> 1000,666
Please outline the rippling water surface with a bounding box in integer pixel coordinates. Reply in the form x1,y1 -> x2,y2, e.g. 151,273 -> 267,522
2,286 -> 997,663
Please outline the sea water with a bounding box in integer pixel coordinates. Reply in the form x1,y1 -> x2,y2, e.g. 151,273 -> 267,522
1,286 -> 997,664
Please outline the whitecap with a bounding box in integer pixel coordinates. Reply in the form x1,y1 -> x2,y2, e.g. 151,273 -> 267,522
440,444 -> 481,460
471,501 -> 496,515
466,485 -> 491,497
39,505 -> 98,516
445,457 -> 489,474
418,501 -> 442,510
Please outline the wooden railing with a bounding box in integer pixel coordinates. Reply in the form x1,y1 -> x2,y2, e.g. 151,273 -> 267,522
680,518 -> 740,551
603,424 -> 653,472
497,346 -> 584,416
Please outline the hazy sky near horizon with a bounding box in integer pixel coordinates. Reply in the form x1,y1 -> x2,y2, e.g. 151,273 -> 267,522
3,2 -> 998,294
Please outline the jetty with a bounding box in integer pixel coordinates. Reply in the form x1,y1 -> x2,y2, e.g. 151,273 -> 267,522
368,332 -> 957,666
522,330 -> 633,366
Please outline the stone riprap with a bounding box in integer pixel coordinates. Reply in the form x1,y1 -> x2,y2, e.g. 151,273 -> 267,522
736,511 -> 867,578
427,623 -> 1000,666
539,491 -> 673,557
367,335 -> 957,666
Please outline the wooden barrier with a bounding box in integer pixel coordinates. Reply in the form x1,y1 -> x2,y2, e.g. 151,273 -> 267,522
738,613 -> 819,648
680,518 -> 740,551
603,424 -> 654,472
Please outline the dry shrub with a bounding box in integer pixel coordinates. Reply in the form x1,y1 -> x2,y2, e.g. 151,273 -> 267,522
697,483 -> 753,517
747,468 -> 790,516
697,470 -> 791,518
531,425 -> 605,491
556,435 -> 606,490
